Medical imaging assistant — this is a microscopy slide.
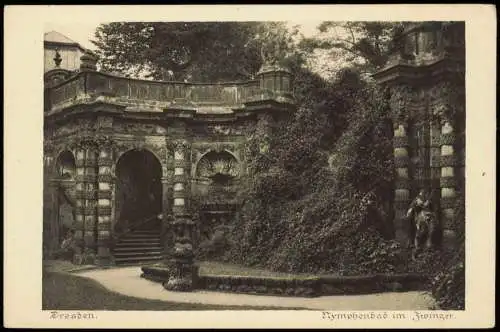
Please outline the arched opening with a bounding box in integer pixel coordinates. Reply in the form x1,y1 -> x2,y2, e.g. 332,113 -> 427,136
193,150 -> 240,260
196,150 -> 239,182
56,150 -> 76,179
54,150 -> 77,243
115,149 -> 162,232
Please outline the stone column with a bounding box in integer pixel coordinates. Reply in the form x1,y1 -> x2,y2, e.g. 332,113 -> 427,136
96,144 -> 114,266
161,144 -> 174,263
393,123 -> 411,247
439,118 -> 457,248
164,139 -> 197,292
430,119 -> 442,215
73,147 -> 86,264
82,146 -> 98,265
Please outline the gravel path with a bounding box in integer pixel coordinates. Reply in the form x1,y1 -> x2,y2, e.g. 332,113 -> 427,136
76,267 -> 436,310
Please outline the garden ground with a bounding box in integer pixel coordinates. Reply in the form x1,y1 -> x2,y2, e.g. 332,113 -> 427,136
43,260 -> 437,310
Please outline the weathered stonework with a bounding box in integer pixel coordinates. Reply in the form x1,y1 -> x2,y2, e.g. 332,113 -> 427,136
373,21 -> 465,249
43,51 -> 295,290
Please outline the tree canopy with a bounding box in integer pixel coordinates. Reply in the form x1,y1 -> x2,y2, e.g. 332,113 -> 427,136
299,21 -> 402,78
91,22 -> 301,82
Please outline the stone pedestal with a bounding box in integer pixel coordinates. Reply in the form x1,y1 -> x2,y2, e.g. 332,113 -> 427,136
164,217 -> 197,291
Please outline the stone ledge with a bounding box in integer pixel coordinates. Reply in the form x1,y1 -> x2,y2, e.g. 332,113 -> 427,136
140,265 -> 429,297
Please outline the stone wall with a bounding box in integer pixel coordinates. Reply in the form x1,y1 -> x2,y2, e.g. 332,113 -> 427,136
374,22 -> 465,249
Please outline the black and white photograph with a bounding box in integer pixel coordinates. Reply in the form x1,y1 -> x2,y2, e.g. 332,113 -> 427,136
4,5 -> 496,329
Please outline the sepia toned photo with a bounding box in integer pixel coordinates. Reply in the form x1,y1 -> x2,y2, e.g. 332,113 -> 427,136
42,19 -> 465,311
4,5 -> 496,329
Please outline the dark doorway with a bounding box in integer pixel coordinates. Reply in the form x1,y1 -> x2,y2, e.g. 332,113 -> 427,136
55,150 -> 77,243
115,149 -> 162,232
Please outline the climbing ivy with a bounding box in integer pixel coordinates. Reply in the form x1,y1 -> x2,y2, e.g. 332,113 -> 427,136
225,69 -> 403,275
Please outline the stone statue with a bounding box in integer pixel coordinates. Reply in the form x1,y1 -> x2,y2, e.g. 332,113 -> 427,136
259,23 -> 288,66
406,189 -> 439,259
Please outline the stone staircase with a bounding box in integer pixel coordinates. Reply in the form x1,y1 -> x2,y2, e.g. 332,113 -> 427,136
113,229 -> 163,266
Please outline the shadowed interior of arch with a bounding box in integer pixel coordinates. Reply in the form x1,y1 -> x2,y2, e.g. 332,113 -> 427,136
115,149 -> 162,232
54,150 -> 77,243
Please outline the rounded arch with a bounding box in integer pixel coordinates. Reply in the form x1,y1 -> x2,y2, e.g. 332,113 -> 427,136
111,146 -> 165,179
194,149 -> 241,179
114,146 -> 163,168
55,150 -> 76,179
114,148 -> 163,231
195,150 -> 240,183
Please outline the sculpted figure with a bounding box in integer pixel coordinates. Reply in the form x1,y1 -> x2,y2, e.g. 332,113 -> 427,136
406,189 -> 439,259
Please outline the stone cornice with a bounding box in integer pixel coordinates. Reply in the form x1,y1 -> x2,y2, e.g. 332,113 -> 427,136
372,56 -> 464,85
44,100 -> 293,125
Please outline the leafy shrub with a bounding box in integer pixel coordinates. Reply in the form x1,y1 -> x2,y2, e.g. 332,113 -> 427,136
224,71 -> 402,276
429,192 -> 465,310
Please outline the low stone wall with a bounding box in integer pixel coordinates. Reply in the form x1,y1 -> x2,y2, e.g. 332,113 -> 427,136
140,265 -> 429,297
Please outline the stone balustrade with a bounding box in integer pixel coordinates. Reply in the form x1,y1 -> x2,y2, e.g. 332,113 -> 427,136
45,71 -> 294,114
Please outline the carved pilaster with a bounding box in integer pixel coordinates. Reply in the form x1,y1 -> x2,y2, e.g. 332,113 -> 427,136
439,117 -> 457,248
72,148 -> 86,264
160,143 -> 174,263
164,139 -> 197,292
392,121 -> 411,246
96,145 -> 114,266
82,147 -> 98,265
390,85 -> 412,124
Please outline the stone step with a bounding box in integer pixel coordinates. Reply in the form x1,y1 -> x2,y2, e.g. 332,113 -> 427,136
126,229 -> 160,233
128,231 -> 160,236
114,255 -> 163,264
117,238 -> 161,244
120,234 -> 161,239
116,242 -> 161,249
115,259 -> 164,267
114,246 -> 163,252
114,250 -> 162,257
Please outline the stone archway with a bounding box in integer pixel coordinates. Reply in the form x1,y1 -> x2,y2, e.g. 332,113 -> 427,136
115,149 -> 163,232
56,150 -> 76,179
54,150 -> 77,244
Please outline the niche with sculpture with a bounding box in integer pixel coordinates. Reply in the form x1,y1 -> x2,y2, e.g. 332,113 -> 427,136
192,150 -> 240,260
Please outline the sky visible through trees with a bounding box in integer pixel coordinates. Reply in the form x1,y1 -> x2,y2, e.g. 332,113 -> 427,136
44,21 -> 351,80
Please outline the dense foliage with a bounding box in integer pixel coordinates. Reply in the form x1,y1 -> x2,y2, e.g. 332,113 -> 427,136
224,67 -> 400,275
429,192 -> 465,310
92,22 -> 299,82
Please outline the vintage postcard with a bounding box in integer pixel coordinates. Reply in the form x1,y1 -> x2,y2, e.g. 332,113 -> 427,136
4,4 -> 496,329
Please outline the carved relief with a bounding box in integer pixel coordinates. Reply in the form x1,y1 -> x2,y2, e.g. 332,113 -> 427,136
191,143 -> 242,168
390,85 -> 413,122
172,139 -> 191,153
192,124 -> 245,137
428,81 -> 464,125
96,116 -> 113,129
112,121 -> 164,135
196,151 -> 240,179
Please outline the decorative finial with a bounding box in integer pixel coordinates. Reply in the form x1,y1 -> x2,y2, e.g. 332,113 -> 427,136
54,49 -> 62,68
80,50 -> 98,71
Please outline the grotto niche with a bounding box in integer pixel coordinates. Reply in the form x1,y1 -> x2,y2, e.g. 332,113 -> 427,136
192,150 -> 240,259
